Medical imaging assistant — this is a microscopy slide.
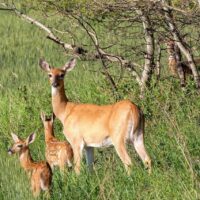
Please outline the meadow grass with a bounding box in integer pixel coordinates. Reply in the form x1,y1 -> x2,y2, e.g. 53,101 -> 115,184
0,12 -> 200,200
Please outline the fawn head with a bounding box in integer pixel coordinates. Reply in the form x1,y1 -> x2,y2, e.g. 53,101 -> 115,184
39,58 -> 76,88
8,133 -> 36,155
40,112 -> 55,129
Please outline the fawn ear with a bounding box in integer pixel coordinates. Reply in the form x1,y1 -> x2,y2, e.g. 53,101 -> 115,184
39,58 -> 51,72
40,111 -> 46,121
62,58 -> 76,73
26,133 -> 36,145
11,133 -> 20,143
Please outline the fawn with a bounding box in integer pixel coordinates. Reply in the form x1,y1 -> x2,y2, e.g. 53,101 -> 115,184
8,132 -> 52,198
167,40 -> 200,87
40,112 -> 73,171
39,58 -> 151,175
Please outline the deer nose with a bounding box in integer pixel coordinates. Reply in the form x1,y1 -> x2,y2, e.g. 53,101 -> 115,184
52,82 -> 59,88
8,148 -> 13,155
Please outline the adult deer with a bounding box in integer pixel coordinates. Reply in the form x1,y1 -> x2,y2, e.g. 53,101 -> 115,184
8,133 -> 52,198
39,58 -> 151,175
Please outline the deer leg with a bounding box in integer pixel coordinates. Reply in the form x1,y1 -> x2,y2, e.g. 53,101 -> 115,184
85,146 -> 94,172
44,190 -> 51,199
59,161 -> 66,173
114,141 -> 132,175
133,133 -> 151,173
31,179 -> 41,197
73,141 -> 84,175
58,151 -> 67,173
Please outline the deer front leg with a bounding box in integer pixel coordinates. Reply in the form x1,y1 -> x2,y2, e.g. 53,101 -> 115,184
31,176 -> 41,197
73,141 -> 84,175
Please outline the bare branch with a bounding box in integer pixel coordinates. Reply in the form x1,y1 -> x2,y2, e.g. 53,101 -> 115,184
162,1 -> 200,89
0,3 -> 86,55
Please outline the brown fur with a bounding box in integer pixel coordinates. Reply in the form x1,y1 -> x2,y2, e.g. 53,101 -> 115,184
8,133 -> 52,198
39,58 -> 151,175
41,112 -> 73,171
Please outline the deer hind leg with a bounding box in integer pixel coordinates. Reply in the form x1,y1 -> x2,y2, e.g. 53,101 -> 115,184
110,112 -> 133,175
112,122 -> 132,175
133,134 -> 151,173
114,141 -> 132,175
132,112 -> 151,173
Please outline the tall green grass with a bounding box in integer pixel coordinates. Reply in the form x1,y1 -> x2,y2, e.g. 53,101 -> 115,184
0,12 -> 199,200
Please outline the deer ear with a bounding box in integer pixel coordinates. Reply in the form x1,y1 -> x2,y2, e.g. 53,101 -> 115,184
11,133 -> 20,143
26,133 -> 36,145
62,58 -> 76,72
39,58 -> 51,72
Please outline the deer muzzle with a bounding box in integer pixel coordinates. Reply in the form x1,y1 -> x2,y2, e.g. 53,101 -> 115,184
8,148 -> 13,155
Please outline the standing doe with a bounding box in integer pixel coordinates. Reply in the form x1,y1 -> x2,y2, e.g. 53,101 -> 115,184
39,58 -> 151,175
8,132 -> 52,198
41,112 -> 73,171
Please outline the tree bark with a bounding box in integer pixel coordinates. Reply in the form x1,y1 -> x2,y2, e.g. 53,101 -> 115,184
155,39 -> 161,80
136,9 -> 155,97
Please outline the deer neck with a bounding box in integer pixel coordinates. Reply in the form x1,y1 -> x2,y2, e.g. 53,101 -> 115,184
44,127 -> 55,143
19,147 -> 35,171
51,85 -> 68,124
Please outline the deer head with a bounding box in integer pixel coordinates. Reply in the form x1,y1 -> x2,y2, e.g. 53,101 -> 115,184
40,112 -> 55,129
8,133 -> 36,155
39,58 -> 76,89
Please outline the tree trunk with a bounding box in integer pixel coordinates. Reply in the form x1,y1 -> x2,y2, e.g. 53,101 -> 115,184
163,3 -> 200,89
136,9 -> 155,97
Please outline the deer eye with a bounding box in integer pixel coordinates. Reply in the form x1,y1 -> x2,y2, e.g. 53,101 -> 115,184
48,74 -> 52,78
59,74 -> 65,79
17,144 -> 23,148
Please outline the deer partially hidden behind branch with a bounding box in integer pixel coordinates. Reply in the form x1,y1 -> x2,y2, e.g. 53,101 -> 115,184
40,112 -> 73,171
167,40 -> 200,88
39,58 -> 151,175
8,133 -> 52,198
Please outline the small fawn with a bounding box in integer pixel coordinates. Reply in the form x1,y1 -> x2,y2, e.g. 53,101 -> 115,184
8,132 -> 52,198
167,40 -> 200,87
41,112 -> 73,171
39,58 -> 151,175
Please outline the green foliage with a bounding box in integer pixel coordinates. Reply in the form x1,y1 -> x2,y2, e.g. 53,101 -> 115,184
0,12 -> 200,200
